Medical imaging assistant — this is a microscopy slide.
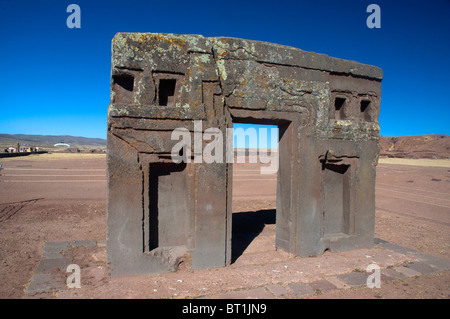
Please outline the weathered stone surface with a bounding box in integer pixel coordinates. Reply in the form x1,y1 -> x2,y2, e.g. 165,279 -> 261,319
287,282 -> 315,297
309,280 -> 338,293
336,272 -> 369,287
406,262 -> 440,275
35,258 -> 71,274
25,273 -> 64,295
266,284 -> 290,297
394,266 -> 422,277
107,33 -> 382,276
381,268 -> 408,280
415,255 -> 450,272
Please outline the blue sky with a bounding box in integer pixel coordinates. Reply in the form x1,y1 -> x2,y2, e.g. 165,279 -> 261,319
0,0 -> 449,141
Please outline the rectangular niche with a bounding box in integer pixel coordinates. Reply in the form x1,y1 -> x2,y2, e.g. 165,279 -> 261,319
112,69 -> 143,104
148,162 -> 189,251
159,79 -> 177,106
322,162 -> 354,236
153,72 -> 184,107
360,99 -> 371,122
334,97 -> 346,120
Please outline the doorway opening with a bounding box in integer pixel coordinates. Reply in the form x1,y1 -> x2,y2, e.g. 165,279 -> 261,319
230,121 -> 283,263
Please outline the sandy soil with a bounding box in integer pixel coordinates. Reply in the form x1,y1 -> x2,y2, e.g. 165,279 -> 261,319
379,157 -> 450,168
0,153 -> 448,299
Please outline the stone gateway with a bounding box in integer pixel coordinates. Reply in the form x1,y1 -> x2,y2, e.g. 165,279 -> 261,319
106,33 -> 382,276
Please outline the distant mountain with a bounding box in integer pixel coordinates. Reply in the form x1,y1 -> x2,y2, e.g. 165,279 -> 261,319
2,133 -> 448,158
380,134 -> 450,159
0,133 -> 106,148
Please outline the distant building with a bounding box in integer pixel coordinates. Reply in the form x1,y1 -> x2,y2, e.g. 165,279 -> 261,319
2,144 -> 46,157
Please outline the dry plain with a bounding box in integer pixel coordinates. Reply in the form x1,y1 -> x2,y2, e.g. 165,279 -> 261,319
0,153 -> 449,299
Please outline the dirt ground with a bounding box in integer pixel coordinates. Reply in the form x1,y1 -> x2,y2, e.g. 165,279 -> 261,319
0,153 -> 449,299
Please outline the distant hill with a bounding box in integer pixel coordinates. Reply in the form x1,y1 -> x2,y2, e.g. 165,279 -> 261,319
380,134 -> 450,159
1,133 -> 449,158
0,133 -> 106,149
